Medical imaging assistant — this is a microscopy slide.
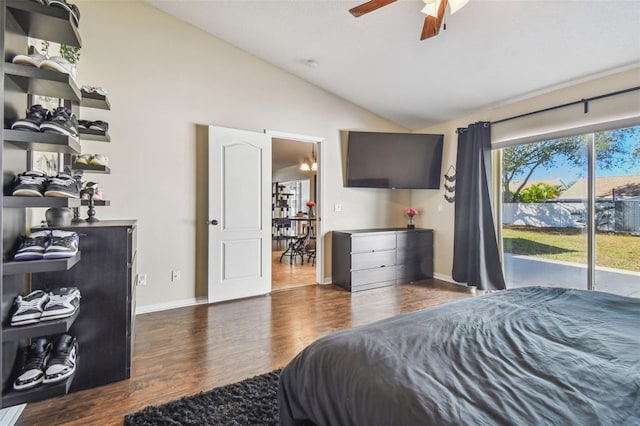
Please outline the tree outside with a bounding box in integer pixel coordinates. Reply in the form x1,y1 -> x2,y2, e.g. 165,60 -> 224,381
501,125 -> 640,282
502,127 -> 639,203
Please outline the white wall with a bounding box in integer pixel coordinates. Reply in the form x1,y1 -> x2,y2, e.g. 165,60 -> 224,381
69,0 -> 409,308
412,67 -> 640,282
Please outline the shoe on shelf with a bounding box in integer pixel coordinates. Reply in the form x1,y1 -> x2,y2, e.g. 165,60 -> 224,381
89,154 -> 109,166
78,119 -> 91,130
11,105 -> 51,132
40,107 -> 79,139
81,85 -> 107,97
12,170 -> 48,197
12,51 -> 47,68
13,338 -> 52,391
44,173 -> 80,198
82,189 -> 104,201
39,56 -> 77,80
41,287 -> 81,321
88,120 -> 109,132
14,230 -> 51,261
48,0 -> 80,26
43,334 -> 78,384
43,230 -> 79,259
10,290 -> 49,326
74,154 -> 92,165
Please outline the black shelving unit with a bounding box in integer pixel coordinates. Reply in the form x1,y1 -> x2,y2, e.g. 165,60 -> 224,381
79,92 -> 110,110
4,62 -> 81,102
3,129 -> 81,154
3,252 -> 81,276
4,196 -> 81,208
71,163 -> 110,174
2,309 -> 79,342
2,369 -> 77,407
1,0 -> 88,408
5,0 -> 81,47
78,128 -> 110,142
80,199 -> 110,207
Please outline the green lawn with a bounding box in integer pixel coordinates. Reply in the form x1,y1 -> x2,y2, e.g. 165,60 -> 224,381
503,226 -> 640,272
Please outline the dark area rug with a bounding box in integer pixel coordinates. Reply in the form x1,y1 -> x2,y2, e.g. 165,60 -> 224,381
125,369 -> 281,426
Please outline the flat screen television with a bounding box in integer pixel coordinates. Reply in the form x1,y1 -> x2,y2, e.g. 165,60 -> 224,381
346,131 -> 444,189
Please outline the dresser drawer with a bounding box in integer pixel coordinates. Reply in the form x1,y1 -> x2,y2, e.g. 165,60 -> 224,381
352,249 -> 396,270
397,250 -> 433,265
351,233 -> 396,253
352,265 -> 396,286
396,230 -> 433,250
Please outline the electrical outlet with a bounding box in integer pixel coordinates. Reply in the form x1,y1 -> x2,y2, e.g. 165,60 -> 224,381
137,273 -> 147,286
171,270 -> 181,282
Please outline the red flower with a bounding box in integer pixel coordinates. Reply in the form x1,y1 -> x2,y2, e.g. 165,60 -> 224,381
404,207 -> 418,217
306,201 -> 316,207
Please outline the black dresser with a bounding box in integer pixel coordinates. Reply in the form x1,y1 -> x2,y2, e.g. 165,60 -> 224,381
332,228 -> 434,292
32,220 -> 137,392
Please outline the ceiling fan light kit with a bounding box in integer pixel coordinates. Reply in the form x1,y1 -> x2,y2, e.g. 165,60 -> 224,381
423,0 -> 469,17
350,0 -> 470,40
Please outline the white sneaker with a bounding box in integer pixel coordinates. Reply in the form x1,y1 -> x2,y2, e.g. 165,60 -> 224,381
89,154 -> 109,166
39,56 -> 77,81
41,287 -> 81,321
12,52 -> 47,68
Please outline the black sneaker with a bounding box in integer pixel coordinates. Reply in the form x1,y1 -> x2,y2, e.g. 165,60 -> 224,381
10,290 -> 49,326
40,107 -> 79,138
78,119 -> 91,130
44,173 -> 80,198
11,105 -> 50,132
43,230 -> 79,259
14,230 -> 51,261
13,338 -> 52,391
43,334 -> 78,384
88,120 -> 109,132
41,287 -> 81,321
12,170 -> 48,197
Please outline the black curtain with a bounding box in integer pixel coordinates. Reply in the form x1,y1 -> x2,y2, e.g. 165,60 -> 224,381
452,122 -> 506,290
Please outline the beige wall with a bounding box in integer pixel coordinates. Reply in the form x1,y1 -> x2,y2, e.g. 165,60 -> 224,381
411,67 -> 640,283
69,0 -> 409,309
54,1 -> 639,309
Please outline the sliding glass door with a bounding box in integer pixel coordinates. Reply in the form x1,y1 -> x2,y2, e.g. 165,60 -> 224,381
500,125 -> 640,298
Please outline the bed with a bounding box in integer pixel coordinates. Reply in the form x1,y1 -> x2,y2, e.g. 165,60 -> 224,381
278,287 -> 640,425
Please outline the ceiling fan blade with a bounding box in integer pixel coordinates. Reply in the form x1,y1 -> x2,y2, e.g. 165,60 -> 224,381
421,16 -> 439,40
420,0 -> 448,40
349,0 -> 398,17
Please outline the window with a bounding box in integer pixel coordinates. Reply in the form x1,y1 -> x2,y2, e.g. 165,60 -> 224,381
500,125 -> 640,297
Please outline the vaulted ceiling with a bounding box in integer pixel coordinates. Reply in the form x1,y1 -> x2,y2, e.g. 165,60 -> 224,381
147,0 -> 640,130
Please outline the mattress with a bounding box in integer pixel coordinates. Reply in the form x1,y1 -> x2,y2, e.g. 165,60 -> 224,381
278,287 -> 640,425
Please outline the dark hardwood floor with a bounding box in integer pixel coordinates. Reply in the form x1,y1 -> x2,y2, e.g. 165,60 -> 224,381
17,280 -> 472,425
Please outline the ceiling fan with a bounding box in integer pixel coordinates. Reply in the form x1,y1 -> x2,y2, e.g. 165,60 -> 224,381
349,0 -> 469,40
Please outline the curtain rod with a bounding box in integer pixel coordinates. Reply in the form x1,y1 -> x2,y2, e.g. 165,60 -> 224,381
491,86 -> 640,126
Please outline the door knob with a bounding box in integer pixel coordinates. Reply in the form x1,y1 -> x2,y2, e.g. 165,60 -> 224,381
210,219 -> 218,225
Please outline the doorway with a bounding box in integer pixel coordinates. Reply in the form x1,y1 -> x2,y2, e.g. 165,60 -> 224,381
268,132 -> 323,292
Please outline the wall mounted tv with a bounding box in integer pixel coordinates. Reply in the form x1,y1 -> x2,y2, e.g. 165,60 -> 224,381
346,131 -> 444,189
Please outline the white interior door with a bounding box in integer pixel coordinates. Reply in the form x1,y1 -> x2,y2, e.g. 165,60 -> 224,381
208,125 -> 271,303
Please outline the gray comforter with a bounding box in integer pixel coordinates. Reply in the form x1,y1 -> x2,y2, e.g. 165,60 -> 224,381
278,287 -> 640,425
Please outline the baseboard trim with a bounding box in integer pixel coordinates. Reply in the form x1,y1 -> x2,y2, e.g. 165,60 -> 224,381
433,272 -> 454,283
433,272 -> 467,287
0,404 -> 25,426
136,297 -> 209,315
